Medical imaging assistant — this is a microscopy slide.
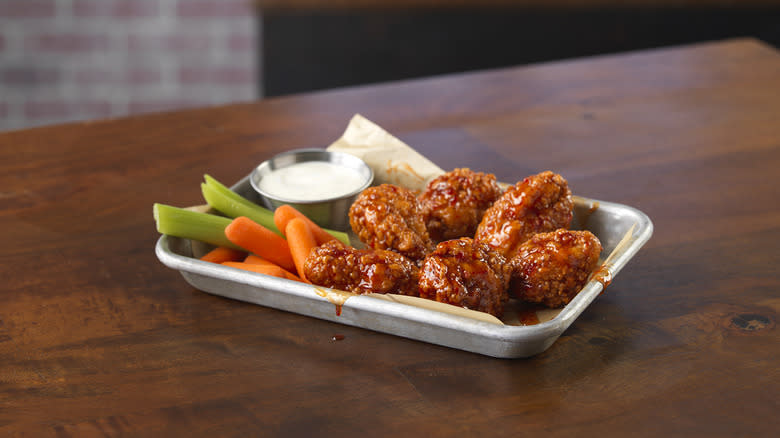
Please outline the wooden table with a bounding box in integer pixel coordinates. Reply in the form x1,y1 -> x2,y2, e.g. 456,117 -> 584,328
1,38 -> 778,436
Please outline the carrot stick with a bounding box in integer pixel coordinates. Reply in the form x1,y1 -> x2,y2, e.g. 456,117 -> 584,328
224,216 -> 296,272
274,205 -> 338,246
241,254 -> 302,280
285,217 -> 318,281
243,254 -> 277,266
222,261 -> 303,282
200,246 -> 246,264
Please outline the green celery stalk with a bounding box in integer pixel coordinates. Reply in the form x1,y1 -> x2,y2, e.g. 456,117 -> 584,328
153,203 -> 240,250
203,174 -> 258,208
202,174 -> 350,245
201,181 -> 280,235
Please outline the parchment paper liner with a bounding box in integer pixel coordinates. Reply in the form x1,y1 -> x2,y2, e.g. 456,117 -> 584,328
326,114 -> 443,192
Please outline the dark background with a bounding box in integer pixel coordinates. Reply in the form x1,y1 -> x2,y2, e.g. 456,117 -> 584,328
260,5 -> 780,96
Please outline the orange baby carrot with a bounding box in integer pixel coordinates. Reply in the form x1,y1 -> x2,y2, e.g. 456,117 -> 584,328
285,217 -> 318,281
243,254 -> 277,266
224,216 -> 296,272
240,254 -> 302,280
222,261 -> 303,282
273,205 -> 337,246
200,246 -> 246,264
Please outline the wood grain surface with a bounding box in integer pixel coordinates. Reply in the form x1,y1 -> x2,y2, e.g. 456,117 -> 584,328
1,38 -> 778,436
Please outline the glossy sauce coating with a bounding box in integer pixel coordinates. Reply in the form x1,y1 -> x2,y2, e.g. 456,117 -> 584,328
510,229 -> 602,308
349,184 -> 434,260
475,171 -> 573,258
419,168 -> 503,242
304,240 -> 420,296
418,238 -> 511,317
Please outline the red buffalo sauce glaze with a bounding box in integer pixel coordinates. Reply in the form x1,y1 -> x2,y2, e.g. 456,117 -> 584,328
577,201 -> 600,228
516,308 -> 541,325
590,264 -> 613,294
313,286 -> 348,316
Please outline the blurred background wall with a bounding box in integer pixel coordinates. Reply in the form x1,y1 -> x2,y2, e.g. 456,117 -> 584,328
1,0 -> 778,132
0,0 -> 258,132
260,1 -> 780,96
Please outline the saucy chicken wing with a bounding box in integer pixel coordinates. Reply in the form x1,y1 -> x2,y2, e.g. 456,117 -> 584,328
510,229 -> 602,308
475,171 -> 573,258
349,184 -> 434,260
418,237 -> 512,317
304,240 -> 420,296
419,168 -> 503,242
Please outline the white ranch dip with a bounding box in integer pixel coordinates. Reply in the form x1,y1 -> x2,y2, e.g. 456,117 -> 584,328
258,161 -> 366,201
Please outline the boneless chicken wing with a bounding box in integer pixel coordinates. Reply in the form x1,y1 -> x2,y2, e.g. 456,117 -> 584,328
510,229 -> 602,308
349,184 -> 434,260
475,171 -> 573,258
418,238 -> 512,317
304,240 -> 420,296
419,168 -> 503,242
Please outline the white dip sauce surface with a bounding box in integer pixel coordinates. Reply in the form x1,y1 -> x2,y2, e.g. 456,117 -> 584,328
259,161 -> 366,201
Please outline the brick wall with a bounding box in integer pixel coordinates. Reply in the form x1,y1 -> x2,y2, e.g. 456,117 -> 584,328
0,0 -> 259,132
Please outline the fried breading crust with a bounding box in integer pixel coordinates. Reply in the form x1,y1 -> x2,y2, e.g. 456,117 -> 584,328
510,229 -> 602,308
475,171 -> 573,258
304,240 -> 420,296
418,238 -> 511,317
419,168 -> 503,242
349,184 -> 434,260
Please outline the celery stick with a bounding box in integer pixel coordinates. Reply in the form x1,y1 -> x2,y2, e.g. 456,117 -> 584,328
203,174 -> 258,208
201,182 -> 281,235
324,229 -> 350,246
153,203 -> 240,250
202,174 -> 351,245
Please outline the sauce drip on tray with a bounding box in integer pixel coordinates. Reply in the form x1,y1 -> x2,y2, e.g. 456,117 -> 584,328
314,287 -> 350,317
516,308 -> 541,325
590,264 -> 613,294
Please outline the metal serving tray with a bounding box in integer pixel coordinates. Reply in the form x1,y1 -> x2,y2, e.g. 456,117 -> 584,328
155,174 -> 653,358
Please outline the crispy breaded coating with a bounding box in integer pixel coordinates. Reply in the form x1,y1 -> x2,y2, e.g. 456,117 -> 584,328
510,229 -> 602,308
304,241 -> 420,296
475,171 -> 573,258
418,238 -> 511,317
419,168 -> 503,242
349,184 -> 434,260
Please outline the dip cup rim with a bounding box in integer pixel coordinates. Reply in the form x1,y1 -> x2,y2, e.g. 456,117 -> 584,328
249,148 -> 374,205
